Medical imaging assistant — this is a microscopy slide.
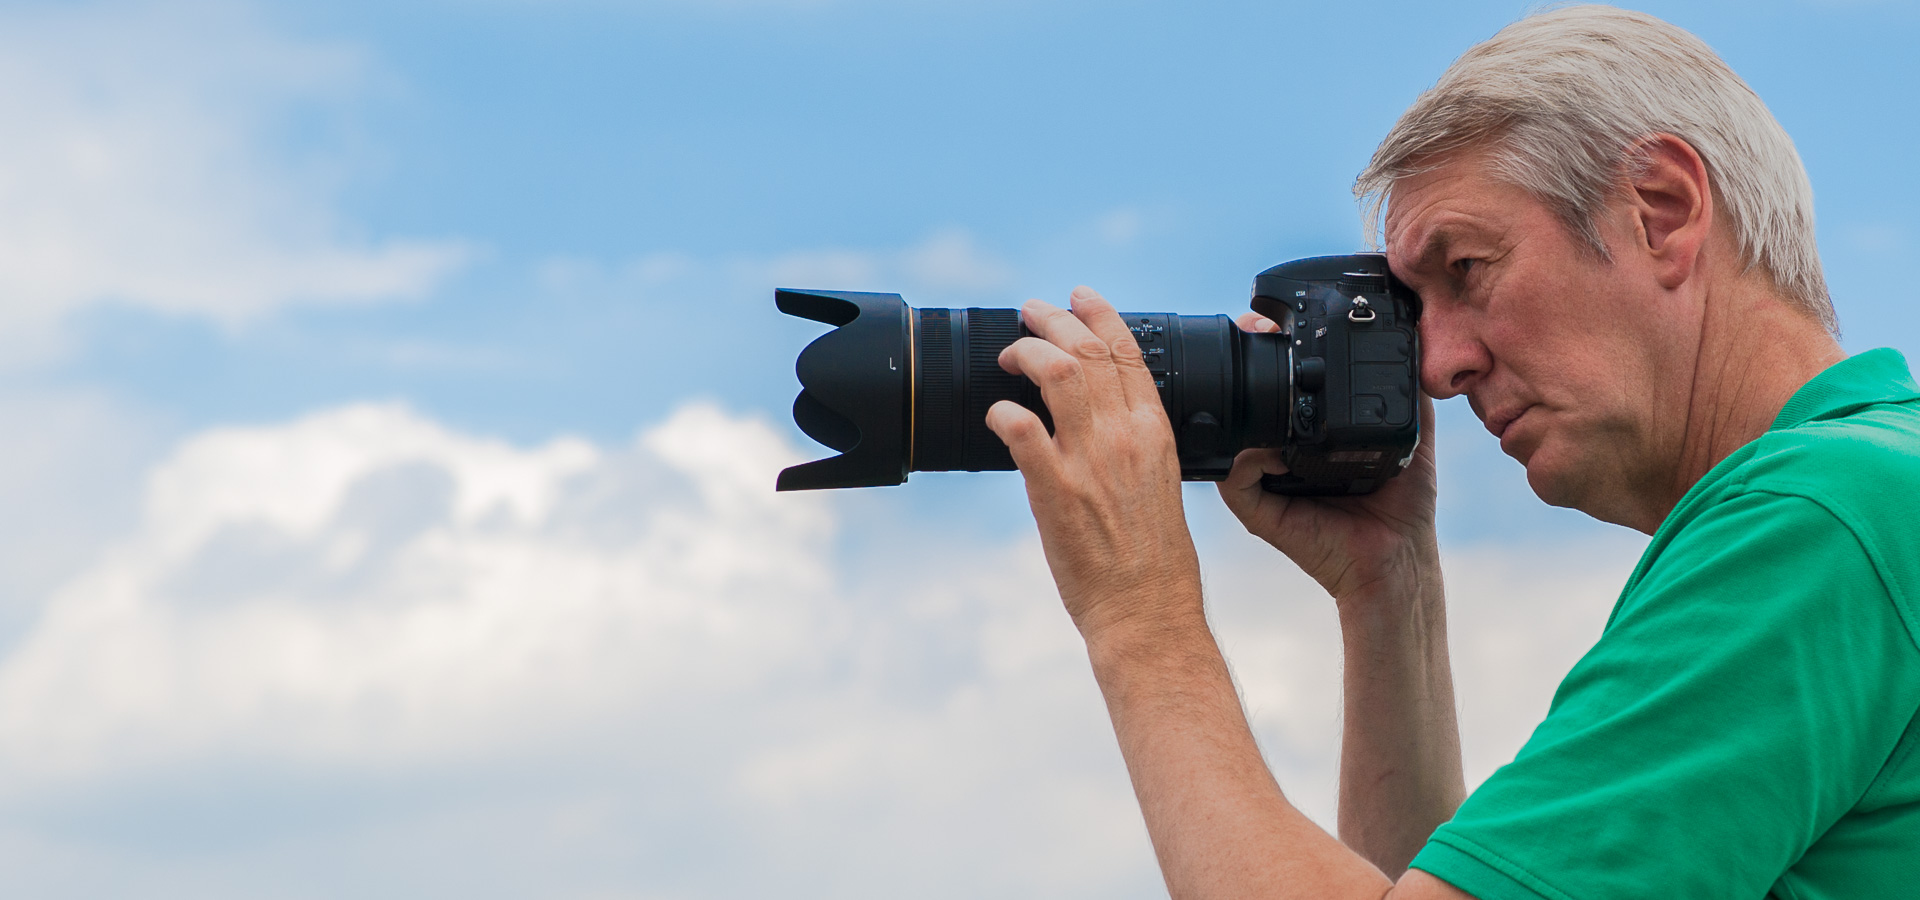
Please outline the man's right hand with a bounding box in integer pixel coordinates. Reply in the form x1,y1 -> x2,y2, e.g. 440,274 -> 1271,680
1217,312 -> 1442,606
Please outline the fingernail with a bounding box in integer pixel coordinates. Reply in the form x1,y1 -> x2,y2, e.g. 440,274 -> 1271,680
1070,285 -> 1096,301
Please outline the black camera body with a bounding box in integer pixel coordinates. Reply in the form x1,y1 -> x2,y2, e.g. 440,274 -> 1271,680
775,253 -> 1420,496
1253,254 -> 1421,495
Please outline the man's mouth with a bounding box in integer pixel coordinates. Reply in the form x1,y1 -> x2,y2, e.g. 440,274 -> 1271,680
1485,404 -> 1532,443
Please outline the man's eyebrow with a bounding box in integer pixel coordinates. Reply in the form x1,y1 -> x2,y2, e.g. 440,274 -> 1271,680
1423,225 -> 1464,269
1395,222 -> 1457,274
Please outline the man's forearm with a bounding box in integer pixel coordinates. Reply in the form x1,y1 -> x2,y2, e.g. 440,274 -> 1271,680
1334,537 -> 1465,877
983,294 -> 1465,898
1084,601 -> 1394,900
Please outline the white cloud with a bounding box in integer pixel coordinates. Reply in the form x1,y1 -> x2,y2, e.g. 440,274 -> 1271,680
0,388 -> 165,622
0,402 -> 827,782
0,0 -> 468,359
0,399 -> 1641,895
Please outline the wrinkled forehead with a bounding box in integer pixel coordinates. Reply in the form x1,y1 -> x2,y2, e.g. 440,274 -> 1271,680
1380,158 -> 1497,265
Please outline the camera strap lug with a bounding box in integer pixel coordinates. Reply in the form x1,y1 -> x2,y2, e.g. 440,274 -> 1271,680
1348,296 -> 1377,324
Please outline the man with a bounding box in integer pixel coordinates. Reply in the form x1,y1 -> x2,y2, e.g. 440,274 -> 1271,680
983,6 -> 1920,899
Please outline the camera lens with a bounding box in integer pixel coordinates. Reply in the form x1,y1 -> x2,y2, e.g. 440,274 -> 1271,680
776,254 -> 1420,495
774,292 -> 1287,489
909,307 -> 1040,473
909,306 -> 1292,479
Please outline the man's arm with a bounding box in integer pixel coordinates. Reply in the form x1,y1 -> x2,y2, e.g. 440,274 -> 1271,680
1330,545 -> 1465,875
1217,314 -> 1464,877
985,288 -> 1470,899
1088,600 -> 1469,900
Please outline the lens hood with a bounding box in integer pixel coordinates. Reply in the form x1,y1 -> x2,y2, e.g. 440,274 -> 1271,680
775,289 -> 912,491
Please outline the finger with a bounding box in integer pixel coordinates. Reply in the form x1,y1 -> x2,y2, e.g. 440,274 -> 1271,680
1235,311 -> 1282,334
1218,448 -> 1289,522
997,334 -> 1095,439
1419,392 -> 1437,451
1222,447 -> 1287,491
1067,286 -> 1162,414
985,399 -> 1062,485
1020,297 -> 1129,416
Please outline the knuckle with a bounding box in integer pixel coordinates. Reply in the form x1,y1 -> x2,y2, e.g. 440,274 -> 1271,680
1003,413 -> 1046,442
1108,335 -> 1144,362
1001,337 -> 1043,370
1034,305 -> 1072,326
1070,336 -> 1111,361
1040,354 -> 1083,385
1132,403 -> 1172,431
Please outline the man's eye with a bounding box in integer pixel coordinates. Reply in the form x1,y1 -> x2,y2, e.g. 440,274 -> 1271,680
1453,258 -> 1477,276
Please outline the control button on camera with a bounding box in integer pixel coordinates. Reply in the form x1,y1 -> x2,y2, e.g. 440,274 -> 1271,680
1297,357 -> 1327,392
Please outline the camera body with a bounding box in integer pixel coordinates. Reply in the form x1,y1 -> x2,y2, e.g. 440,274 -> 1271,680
775,253 -> 1420,496
1253,254 -> 1420,495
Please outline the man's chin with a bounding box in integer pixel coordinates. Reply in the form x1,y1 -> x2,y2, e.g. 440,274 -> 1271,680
1521,450 -> 1588,511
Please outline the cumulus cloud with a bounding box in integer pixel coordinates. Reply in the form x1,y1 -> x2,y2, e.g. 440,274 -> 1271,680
0,388 -> 163,624
0,403 -> 828,782
0,400 -> 1159,896
0,400 -> 1641,896
0,0 -> 468,358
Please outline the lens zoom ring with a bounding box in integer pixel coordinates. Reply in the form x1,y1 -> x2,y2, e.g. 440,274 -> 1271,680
963,308 -> 1023,471
913,309 -> 955,471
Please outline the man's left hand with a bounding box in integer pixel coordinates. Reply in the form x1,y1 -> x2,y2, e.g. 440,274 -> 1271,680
984,286 -> 1205,641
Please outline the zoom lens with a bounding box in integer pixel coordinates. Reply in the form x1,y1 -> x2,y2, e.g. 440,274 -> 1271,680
905,307 -> 1289,479
776,254 -> 1421,495
773,294 -> 1287,488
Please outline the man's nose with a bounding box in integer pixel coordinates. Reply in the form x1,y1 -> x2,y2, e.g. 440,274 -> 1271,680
1417,311 -> 1488,400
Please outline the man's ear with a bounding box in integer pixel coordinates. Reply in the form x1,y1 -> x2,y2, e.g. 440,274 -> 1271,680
1625,134 -> 1714,289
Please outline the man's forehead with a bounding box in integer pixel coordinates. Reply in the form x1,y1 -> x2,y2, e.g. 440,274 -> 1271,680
1385,162 -> 1470,224
1382,161 -> 1524,260
1384,199 -> 1472,266
1385,214 -> 1456,259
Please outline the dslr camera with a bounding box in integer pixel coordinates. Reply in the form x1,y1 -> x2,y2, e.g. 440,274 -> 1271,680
775,253 -> 1420,496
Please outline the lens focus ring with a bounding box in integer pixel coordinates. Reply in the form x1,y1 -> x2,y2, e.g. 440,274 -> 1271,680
961,308 -> 1023,471
913,309 -> 955,471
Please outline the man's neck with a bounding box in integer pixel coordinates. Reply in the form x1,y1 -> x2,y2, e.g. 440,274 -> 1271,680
1654,279 -> 1845,529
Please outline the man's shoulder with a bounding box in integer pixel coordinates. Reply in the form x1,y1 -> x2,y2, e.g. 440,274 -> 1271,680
1726,347 -> 1920,504
1732,394 -> 1920,514
1703,395 -> 1920,640
1656,389 -> 1920,566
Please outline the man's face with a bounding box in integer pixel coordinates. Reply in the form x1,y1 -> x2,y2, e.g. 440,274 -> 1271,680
1384,152 -> 1699,520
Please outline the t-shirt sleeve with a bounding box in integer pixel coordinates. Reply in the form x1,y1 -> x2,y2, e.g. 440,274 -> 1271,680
1409,490 -> 1920,900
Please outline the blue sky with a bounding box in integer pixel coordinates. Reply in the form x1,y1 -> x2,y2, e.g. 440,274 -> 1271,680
47,0 -> 1920,540
0,1 -> 1913,897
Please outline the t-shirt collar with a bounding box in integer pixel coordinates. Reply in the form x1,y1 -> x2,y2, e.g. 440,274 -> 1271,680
1771,347 -> 1920,432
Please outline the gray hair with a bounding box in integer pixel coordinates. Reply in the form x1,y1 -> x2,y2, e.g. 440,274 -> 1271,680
1356,5 -> 1836,334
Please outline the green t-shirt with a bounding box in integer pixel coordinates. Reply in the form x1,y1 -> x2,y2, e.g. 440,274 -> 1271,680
1410,348 -> 1920,900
